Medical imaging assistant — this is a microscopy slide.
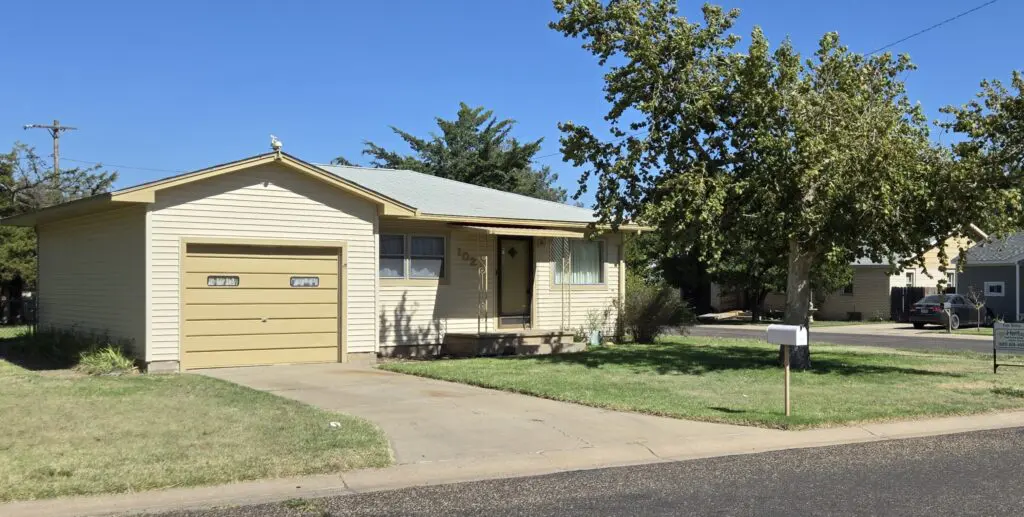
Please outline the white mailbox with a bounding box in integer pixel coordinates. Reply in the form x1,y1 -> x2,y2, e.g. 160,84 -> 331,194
766,324 -> 808,347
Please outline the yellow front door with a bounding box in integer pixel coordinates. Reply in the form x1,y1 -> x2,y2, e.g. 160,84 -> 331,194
499,237 -> 532,326
181,243 -> 342,369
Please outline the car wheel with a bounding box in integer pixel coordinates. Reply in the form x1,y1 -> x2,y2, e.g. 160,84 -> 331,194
949,314 -> 960,330
913,322 -> 925,329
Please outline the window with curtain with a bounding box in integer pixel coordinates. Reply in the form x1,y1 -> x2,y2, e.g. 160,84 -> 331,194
410,236 -> 445,278
379,234 -> 446,279
379,235 -> 406,278
553,238 -> 603,285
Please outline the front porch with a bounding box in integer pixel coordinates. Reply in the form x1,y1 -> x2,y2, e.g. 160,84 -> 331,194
442,329 -> 583,357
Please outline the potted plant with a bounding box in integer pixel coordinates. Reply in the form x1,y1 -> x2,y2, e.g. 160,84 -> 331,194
584,308 -> 609,346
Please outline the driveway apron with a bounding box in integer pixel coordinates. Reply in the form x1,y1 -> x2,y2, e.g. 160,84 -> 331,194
200,363 -> 776,464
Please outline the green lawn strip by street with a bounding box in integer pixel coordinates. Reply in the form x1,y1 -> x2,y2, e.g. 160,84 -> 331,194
380,337 -> 1024,430
927,326 -> 994,336
0,360 -> 391,502
700,320 -> 888,328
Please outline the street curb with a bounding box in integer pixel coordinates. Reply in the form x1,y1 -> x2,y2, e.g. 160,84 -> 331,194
5,410 -> 1024,517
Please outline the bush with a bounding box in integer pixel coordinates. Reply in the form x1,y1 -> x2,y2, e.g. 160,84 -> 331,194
2,328 -> 135,371
75,345 -> 137,376
621,275 -> 693,343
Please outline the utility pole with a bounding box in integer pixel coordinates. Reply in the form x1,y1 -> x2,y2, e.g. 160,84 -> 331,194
23,119 -> 77,175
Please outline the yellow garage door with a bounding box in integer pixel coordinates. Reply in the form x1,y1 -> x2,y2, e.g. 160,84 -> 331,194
182,243 -> 342,369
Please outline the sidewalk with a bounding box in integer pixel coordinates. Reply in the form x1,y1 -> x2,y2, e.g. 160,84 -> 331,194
6,410 -> 1024,517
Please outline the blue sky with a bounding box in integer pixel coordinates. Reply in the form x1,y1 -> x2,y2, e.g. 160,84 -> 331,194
2,1 -> 1020,204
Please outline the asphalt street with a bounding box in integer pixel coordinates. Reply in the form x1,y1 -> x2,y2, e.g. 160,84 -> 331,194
151,427 -> 1024,517
687,325 -> 992,353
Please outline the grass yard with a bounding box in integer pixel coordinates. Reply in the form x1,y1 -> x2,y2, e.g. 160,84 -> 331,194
702,320 -> 887,328
0,359 -> 391,501
381,336 -> 1024,429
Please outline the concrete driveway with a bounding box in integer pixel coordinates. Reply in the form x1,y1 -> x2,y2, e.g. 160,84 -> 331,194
200,363 -> 777,465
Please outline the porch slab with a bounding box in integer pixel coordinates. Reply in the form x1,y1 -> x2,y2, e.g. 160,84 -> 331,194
442,330 -> 582,357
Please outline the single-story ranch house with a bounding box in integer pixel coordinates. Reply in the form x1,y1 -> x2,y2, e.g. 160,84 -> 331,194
2,152 -> 637,371
955,232 -> 1024,322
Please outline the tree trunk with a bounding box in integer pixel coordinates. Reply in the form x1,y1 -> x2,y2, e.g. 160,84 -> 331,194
782,238 -> 814,370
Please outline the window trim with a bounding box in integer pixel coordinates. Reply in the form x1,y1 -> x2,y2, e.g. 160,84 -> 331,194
945,271 -> 956,289
549,238 -> 608,290
985,281 -> 1005,297
379,234 -> 407,279
379,232 -> 450,285
905,272 -> 915,287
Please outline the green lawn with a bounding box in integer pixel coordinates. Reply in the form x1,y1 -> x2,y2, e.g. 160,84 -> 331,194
701,320 -> 887,327
0,325 -> 30,339
0,360 -> 392,502
380,337 -> 1024,429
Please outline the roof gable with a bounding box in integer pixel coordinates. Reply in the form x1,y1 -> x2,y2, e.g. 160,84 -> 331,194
112,153 -> 417,216
2,153 -> 418,226
3,152 -> 641,230
962,232 -> 1024,265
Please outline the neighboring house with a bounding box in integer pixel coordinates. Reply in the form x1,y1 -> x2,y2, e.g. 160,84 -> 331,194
955,232 -> 1024,322
1,152 -> 637,371
756,238 -> 969,321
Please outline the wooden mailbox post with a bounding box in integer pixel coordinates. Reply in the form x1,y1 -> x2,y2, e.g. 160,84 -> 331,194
766,324 -> 808,417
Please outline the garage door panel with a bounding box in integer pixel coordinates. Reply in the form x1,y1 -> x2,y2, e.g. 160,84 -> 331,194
184,303 -> 337,321
185,332 -> 338,352
185,347 -> 339,369
185,256 -> 339,274
185,317 -> 338,336
186,244 -> 338,258
183,272 -> 338,289
185,288 -> 338,304
181,243 -> 342,369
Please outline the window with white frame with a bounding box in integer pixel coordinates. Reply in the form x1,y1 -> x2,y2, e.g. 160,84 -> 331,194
945,272 -> 956,289
985,281 -> 1005,297
410,236 -> 445,278
552,238 -> 604,285
379,235 -> 406,278
905,272 -> 915,287
379,234 -> 445,279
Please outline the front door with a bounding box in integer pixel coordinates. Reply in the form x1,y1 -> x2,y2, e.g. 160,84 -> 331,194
498,237 -> 532,327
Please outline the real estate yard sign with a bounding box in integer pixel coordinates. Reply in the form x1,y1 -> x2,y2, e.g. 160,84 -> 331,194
993,322 -> 1024,373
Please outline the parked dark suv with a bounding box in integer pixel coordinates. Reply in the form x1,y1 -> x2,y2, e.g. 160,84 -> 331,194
909,294 -> 991,329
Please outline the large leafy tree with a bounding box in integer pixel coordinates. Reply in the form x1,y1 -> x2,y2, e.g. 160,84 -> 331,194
550,1 -> 1021,368
940,71 -> 1024,218
0,143 -> 116,292
335,103 -> 568,202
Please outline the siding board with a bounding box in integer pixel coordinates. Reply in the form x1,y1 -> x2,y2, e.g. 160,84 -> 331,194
377,226 -> 622,347
148,163 -> 378,361
37,206 -> 146,356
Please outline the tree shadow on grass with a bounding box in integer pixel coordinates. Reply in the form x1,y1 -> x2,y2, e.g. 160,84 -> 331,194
0,333 -> 77,371
507,344 -> 960,378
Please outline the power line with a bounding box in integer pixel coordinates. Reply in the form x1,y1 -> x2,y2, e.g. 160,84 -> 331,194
23,119 -> 77,175
533,1 -> 999,164
61,157 -> 186,174
868,0 -> 1000,55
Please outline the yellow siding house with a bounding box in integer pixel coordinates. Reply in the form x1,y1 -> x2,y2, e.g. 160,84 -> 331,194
3,152 -> 636,371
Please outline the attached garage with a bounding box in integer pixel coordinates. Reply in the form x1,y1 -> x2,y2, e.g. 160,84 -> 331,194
180,241 -> 346,369
3,151 -> 635,372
